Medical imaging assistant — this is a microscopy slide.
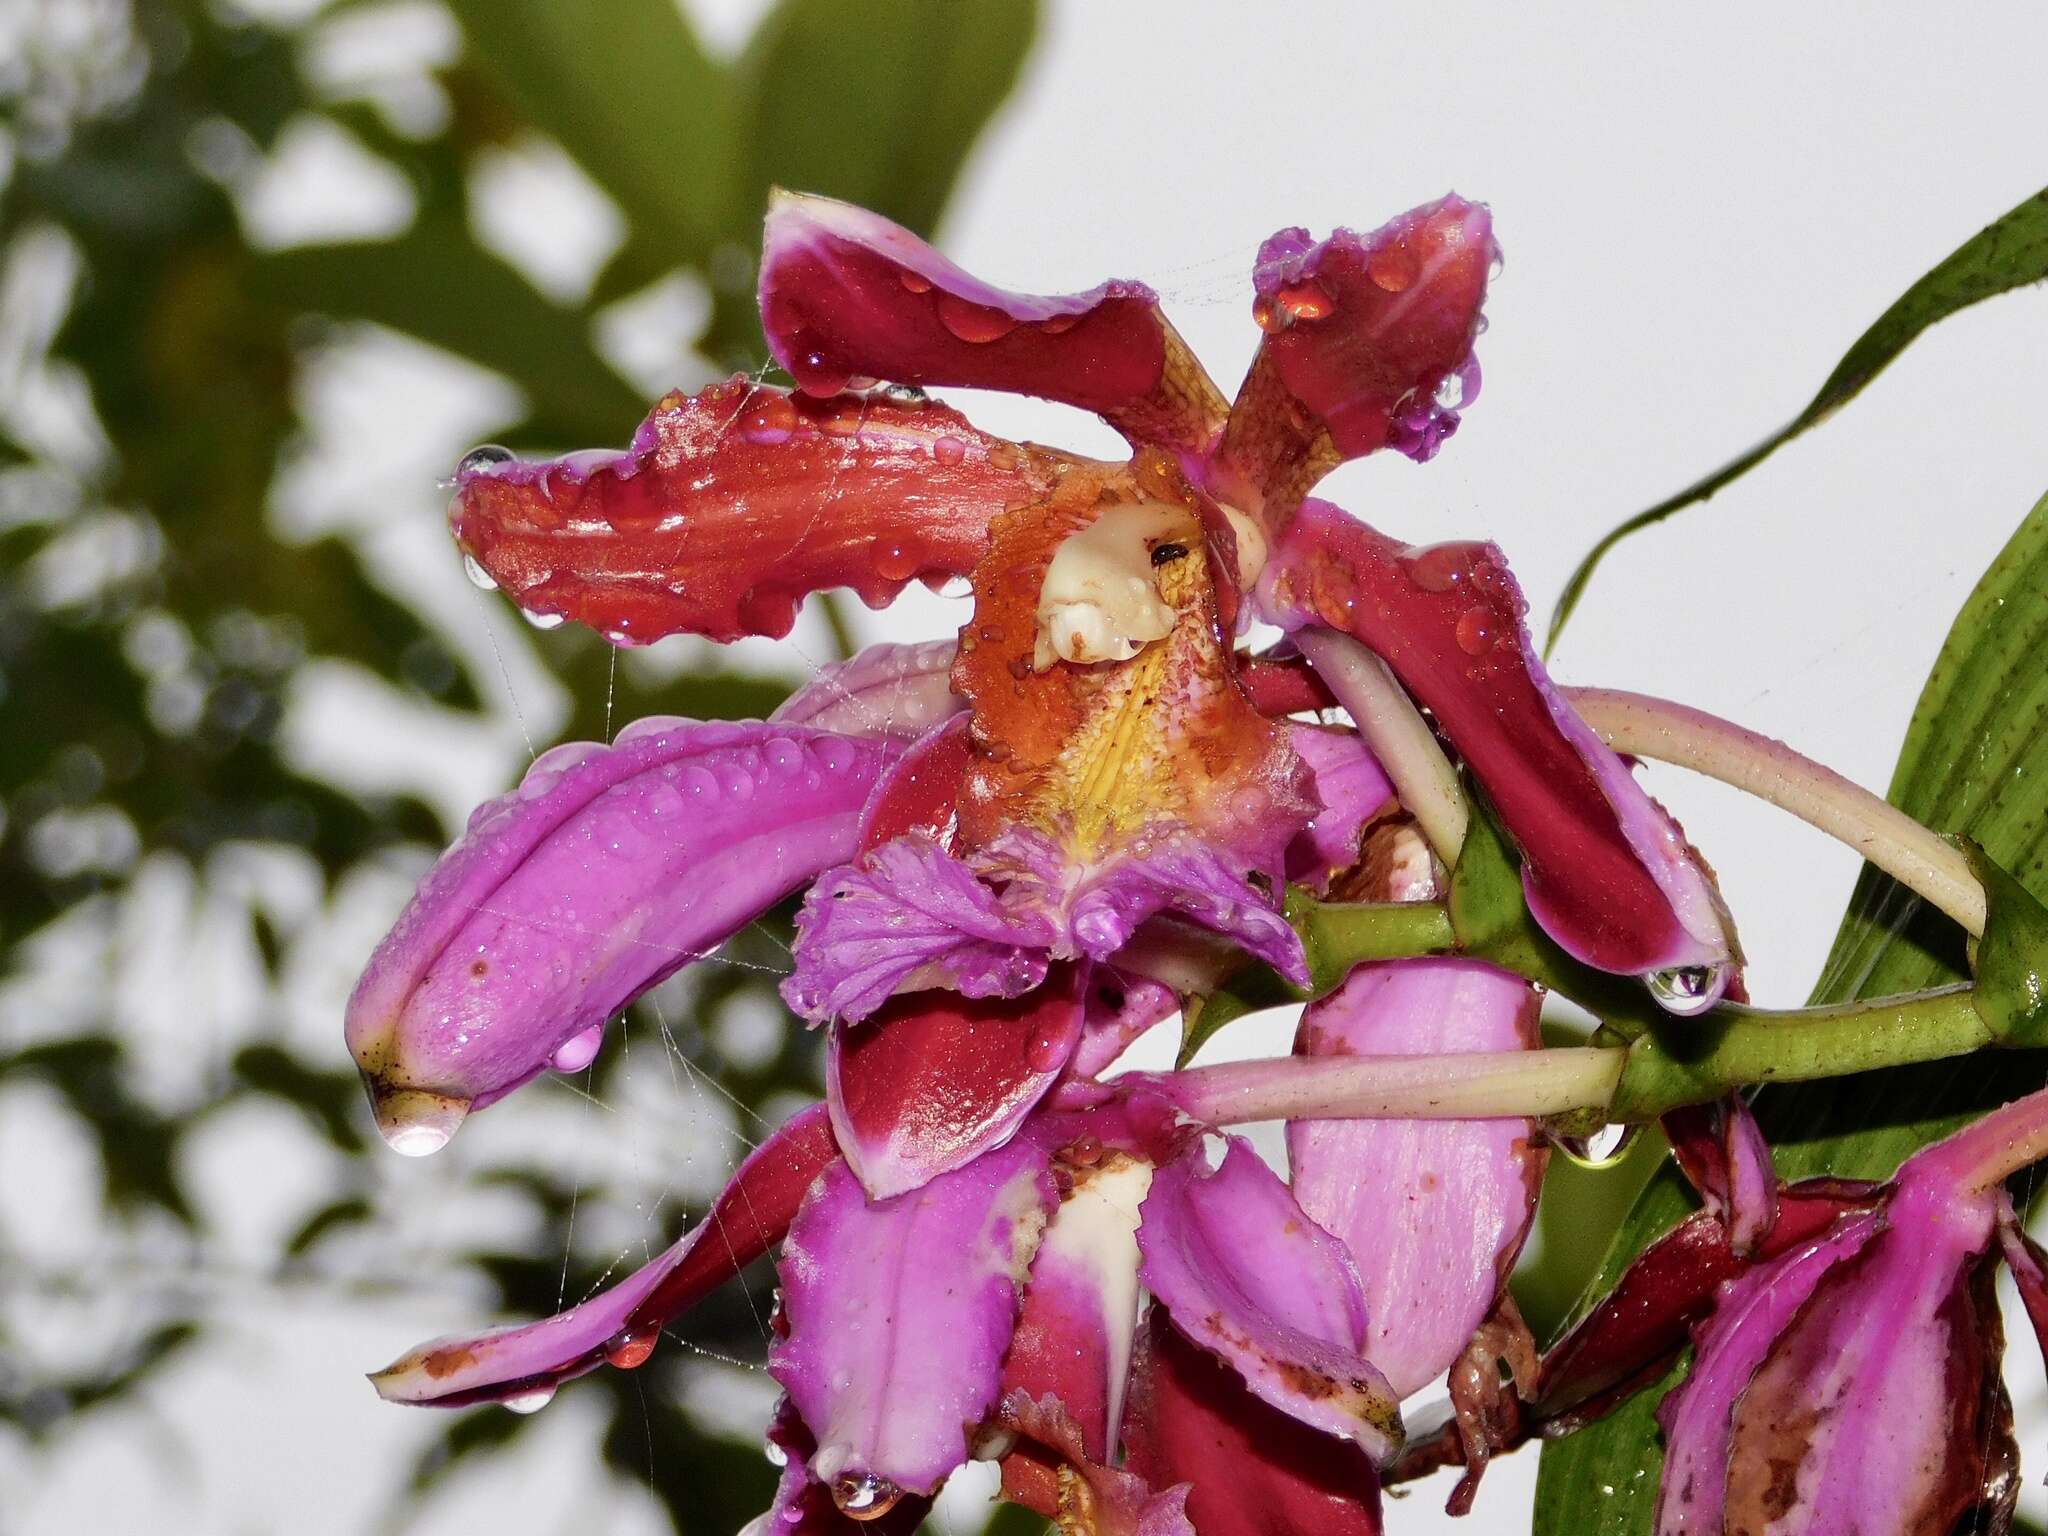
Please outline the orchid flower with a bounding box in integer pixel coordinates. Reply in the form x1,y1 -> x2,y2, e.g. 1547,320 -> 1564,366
346,190 -> 2048,1536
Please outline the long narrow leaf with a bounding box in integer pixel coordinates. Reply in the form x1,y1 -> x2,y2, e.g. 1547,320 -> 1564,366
1547,184 -> 2048,652
1533,487 -> 2048,1534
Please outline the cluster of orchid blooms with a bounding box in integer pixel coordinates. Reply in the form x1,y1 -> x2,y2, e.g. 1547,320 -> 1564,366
346,191 -> 2048,1536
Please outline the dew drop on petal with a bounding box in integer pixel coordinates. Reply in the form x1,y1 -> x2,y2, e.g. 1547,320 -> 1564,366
1039,311 -> 1081,335
457,443 -> 516,478
504,1387 -> 555,1414
550,1024 -> 605,1074
1406,543 -> 1467,594
1647,962 -> 1729,1017
603,1329 -> 656,1370
800,353 -> 853,396
932,434 -> 967,467
1251,293 -> 1284,333
1275,280 -> 1334,322
873,542 -> 920,582
520,607 -> 566,631
898,269 -> 933,295
764,1436 -> 789,1468
742,394 -> 799,446
832,1474 -> 904,1521
1365,246 -> 1418,293
878,382 -> 928,407
1025,1027 -> 1070,1073
935,293 -> 1018,345
1433,370 -> 1467,411
463,553 -> 500,591
1454,607 -> 1495,656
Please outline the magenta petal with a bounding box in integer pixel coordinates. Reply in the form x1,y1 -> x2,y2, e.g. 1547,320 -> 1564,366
769,1131 -> 1059,1496
1665,1095 -> 1779,1256
760,191 -> 1227,454
1261,500 -> 1734,991
370,1104 -> 837,1407
1071,970 -> 1180,1080
769,639 -> 963,740
1651,1209 -> 1884,1535
827,968 -> 1087,1200
785,834 -> 1057,1025
1285,724 -> 1395,893
348,722 -> 897,1147
1138,1139 -> 1401,1460
1286,959 -> 1544,1398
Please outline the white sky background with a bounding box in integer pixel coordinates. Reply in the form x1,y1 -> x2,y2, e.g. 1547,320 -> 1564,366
9,0 -> 2048,1532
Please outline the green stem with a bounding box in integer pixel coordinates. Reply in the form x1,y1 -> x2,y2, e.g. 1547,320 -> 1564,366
1608,983 -> 1990,1120
1294,893 -> 1457,993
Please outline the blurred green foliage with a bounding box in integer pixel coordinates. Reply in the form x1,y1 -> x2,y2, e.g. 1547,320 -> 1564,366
0,0 -> 1036,1525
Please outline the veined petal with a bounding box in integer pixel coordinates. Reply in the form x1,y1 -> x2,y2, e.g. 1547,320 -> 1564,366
760,191 -> 1230,455
826,967 -> 1087,1200
1125,1311 -> 1384,1536
785,834 -> 1057,1025
452,376 -> 1065,644
1137,1139 -> 1401,1460
371,1104 -> 837,1407
1664,1094 -> 1779,1256
1286,958 -> 1544,1398
769,1133 -> 1058,1497
1652,1209 -> 1884,1535
855,713 -> 973,851
1285,724 -> 1396,894
1261,500 -> 1735,992
770,639 -> 963,740
347,721 -> 895,1150
1216,197 -> 1494,519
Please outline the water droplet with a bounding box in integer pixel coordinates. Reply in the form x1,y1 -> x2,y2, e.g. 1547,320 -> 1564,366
1407,543 -> 1467,593
1365,247 -> 1417,293
1275,280 -> 1334,322
1039,311 -> 1081,335
1025,1027 -> 1070,1073
1647,962 -> 1728,1017
970,1427 -> 1017,1462
551,1024 -> 604,1074
457,443 -> 516,478
1060,1134 -> 1103,1166
520,607 -> 566,631
763,1436 -> 790,1468
1454,606 -> 1495,656
742,395 -> 798,446
1433,371 -> 1467,411
504,1387 -> 555,1415
935,293 -> 1018,345
371,1086 -> 470,1157
1251,294 -> 1283,333
898,270 -> 933,295
873,542 -> 920,582
932,434 -> 967,467
603,1329 -> 656,1370
463,553 -> 499,591
878,382 -> 928,407
832,1474 -> 904,1521
799,352 -> 852,396
1550,1121 -> 1641,1171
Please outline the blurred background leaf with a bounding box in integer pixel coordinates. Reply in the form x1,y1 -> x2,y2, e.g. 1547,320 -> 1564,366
0,0 -> 1037,1526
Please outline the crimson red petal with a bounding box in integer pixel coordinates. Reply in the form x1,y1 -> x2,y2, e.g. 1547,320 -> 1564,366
452,376 -> 1065,644
1215,197 -> 1494,519
760,191 -> 1229,455
827,965 -> 1088,1199
1124,1310 -> 1383,1536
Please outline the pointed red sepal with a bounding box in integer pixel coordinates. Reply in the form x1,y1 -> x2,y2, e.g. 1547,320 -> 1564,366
452,376 -> 1066,644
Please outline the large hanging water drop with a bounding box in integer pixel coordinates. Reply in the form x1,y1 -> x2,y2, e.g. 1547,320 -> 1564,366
1550,1120 -> 1641,1171
463,553 -> 499,592
831,1474 -> 904,1522
503,1387 -> 555,1414
1647,962 -> 1728,1017
520,607 -> 567,631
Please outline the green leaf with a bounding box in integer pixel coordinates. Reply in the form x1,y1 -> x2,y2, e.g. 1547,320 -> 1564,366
252,212 -> 644,445
1533,487 -> 2048,1534
439,0 -> 737,266
1963,840 -> 2048,1047
1547,184 -> 2048,652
